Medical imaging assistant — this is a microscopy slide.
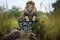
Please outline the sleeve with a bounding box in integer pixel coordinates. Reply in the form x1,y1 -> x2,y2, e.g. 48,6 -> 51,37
32,7 -> 37,16
21,8 -> 26,16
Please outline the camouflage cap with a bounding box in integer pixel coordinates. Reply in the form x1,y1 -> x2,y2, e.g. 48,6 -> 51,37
26,1 -> 35,5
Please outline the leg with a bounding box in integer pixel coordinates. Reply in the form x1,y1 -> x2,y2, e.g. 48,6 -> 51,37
32,16 -> 36,21
25,16 -> 29,22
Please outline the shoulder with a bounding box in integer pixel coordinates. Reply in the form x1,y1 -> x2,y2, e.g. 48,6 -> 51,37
33,7 -> 37,11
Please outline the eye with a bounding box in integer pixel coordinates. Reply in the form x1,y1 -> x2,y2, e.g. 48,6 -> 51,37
28,4 -> 30,6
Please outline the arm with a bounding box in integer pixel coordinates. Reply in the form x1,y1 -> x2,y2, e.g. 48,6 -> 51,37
32,7 -> 37,16
21,8 -> 27,17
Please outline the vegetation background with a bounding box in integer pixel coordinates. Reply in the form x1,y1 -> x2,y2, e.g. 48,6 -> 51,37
0,0 -> 60,40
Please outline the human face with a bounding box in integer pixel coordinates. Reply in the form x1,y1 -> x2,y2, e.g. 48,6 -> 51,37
27,4 -> 34,11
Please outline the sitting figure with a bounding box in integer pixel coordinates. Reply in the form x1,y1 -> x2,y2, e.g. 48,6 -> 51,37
22,1 -> 37,22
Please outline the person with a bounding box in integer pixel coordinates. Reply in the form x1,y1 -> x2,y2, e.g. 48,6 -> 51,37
22,1 -> 37,22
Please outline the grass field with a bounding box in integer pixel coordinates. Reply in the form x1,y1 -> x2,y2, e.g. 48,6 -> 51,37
0,11 -> 60,40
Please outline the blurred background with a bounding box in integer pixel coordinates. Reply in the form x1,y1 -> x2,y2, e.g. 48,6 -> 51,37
0,0 -> 60,40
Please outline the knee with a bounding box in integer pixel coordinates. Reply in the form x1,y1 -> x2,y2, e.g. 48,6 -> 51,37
33,16 -> 36,18
25,16 -> 29,19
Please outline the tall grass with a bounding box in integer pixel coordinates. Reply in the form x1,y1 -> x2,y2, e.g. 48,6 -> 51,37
32,12 -> 60,40
0,12 -> 21,34
0,11 -> 60,40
